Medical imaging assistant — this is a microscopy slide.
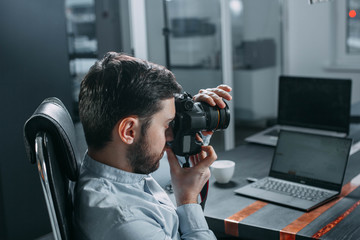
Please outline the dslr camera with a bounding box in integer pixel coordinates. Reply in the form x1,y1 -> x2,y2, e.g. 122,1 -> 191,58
169,92 -> 230,157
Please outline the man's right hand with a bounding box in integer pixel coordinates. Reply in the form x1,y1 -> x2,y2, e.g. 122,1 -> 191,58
166,145 -> 217,206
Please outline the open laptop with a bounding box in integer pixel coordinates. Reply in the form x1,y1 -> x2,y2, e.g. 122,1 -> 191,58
235,130 -> 352,211
245,75 -> 352,146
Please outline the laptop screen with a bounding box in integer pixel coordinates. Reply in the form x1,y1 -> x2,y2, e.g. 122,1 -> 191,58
270,131 -> 352,188
278,76 -> 351,134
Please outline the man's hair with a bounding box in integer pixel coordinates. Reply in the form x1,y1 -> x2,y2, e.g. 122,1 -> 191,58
79,52 -> 182,150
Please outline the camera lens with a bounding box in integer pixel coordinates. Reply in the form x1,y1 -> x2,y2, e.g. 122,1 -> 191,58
200,102 -> 230,131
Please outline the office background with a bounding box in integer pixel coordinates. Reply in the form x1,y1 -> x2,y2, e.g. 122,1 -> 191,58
0,0 -> 359,239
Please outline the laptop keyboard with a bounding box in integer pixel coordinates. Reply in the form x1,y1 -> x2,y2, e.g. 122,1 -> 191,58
265,129 -> 280,137
251,178 -> 331,202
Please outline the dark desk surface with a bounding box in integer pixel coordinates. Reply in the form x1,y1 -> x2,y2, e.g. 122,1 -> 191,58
205,144 -> 360,239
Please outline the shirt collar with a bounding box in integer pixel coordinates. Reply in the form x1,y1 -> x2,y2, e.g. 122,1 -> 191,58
82,154 -> 149,184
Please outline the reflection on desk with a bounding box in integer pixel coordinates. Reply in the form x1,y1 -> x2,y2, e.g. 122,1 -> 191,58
205,144 -> 360,240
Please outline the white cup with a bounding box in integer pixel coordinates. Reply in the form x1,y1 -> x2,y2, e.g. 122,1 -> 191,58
210,160 -> 235,184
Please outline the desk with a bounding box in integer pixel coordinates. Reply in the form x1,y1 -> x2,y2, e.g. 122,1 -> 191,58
204,144 -> 360,240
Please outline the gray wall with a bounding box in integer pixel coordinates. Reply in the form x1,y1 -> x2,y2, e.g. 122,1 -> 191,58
0,1 -> 72,239
285,1 -> 360,103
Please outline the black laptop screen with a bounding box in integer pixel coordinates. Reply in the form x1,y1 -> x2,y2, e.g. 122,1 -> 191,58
278,76 -> 351,134
270,131 -> 351,187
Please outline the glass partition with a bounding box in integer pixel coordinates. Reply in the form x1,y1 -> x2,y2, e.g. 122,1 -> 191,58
347,0 -> 360,54
230,0 -> 282,145
163,0 -> 223,94
65,0 -> 98,120
144,0 -> 283,148
163,0 -> 226,150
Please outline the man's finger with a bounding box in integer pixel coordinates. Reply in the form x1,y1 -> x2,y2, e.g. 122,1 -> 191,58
216,84 -> 232,93
195,145 -> 217,168
207,88 -> 232,102
193,93 -> 216,106
195,133 -> 203,142
165,147 -> 181,172
205,91 -> 227,108
193,91 -> 227,108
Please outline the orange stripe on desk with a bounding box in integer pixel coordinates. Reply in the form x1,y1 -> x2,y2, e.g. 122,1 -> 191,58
280,174 -> 360,240
312,199 -> 360,239
224,201 -> 268,237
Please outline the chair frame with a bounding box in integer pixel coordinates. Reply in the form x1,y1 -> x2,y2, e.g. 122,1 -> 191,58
35,132 -> 62,240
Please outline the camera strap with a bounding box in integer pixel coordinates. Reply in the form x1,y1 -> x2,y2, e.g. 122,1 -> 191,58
199,181 -> 209,210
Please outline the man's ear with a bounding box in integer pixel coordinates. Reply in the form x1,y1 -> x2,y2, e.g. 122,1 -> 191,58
117,116 -> 140,144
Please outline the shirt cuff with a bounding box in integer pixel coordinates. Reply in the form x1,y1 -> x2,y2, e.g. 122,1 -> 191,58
200,132 -> 212,146
176,204 -> 209,234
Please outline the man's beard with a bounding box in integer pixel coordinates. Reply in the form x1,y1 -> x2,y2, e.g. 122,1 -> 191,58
127,135 -> 163,174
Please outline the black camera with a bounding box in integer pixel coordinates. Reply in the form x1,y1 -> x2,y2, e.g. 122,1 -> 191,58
169,92 -> 230,156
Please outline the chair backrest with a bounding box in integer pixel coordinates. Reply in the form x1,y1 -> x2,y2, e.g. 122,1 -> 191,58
23,97 -> 81,240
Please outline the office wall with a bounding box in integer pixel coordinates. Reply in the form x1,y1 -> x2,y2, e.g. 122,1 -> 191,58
0,1 -> 72,239
285,1 -> 360,104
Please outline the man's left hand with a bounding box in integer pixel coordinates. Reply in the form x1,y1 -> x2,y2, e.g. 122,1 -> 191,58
193,84 -> 232,109
193,84 -> 232,136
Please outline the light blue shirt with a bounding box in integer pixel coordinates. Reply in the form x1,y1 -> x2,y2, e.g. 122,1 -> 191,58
73,154 -> 216,240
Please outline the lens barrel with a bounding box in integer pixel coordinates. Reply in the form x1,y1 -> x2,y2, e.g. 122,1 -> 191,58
200,101 -> 230,131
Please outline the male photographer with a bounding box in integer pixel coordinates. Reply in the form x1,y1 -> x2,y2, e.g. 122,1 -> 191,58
74,52 -> 232,239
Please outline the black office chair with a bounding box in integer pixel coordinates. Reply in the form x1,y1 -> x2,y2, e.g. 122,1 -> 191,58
23,97 -> 81,240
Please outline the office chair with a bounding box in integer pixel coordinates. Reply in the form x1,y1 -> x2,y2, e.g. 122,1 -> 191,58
23,97 -> 81,240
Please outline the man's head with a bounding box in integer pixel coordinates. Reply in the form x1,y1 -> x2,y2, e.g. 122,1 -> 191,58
126,98 -> 176,174
79,52 -> 182,157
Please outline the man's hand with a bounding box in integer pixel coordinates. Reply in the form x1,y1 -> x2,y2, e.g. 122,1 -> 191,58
193,84 -> 232,136
193,84 -> 232,109
165,85 -> 230,206
166,145 -> 217,206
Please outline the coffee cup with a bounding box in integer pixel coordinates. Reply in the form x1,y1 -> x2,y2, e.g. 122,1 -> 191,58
210,160 -> 235,184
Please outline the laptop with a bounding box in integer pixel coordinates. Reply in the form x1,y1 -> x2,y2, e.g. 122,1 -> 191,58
245,75 -> 352,146
235,130 -> 352,211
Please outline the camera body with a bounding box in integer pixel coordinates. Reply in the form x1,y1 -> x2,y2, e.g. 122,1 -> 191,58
169,92 -> 230,156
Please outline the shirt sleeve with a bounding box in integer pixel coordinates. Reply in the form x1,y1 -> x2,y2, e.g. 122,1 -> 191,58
176,204 -> 217,240
103,219 -> 176,240
101,204 -> 216,240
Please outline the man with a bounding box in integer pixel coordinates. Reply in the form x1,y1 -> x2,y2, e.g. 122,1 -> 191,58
74,52 -> 232,239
